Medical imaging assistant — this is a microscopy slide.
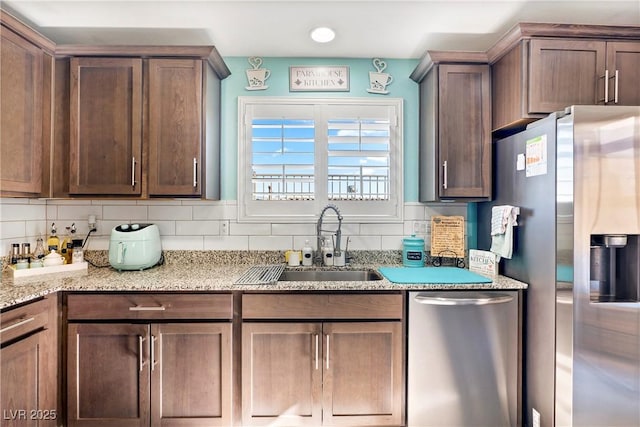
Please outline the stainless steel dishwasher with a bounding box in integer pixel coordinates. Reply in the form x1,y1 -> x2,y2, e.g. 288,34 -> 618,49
407,291 -> 521,427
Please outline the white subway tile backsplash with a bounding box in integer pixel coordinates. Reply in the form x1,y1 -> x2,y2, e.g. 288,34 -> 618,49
57,205 -> 103,220
381,235 -> 404,250
204,235 -> 249,250
1,221 -> 27,241
345,235 -> 382,250
85,236 -> 110,251
249,235 -> 293,250
2,199 -> 471,253
360,223 -> 405,236
272,223 -> 315,236
148,205 -> 192,221
176,220 -> 220,236
137,199 -> 183,206
192,204 -> 225,220
160,235 -> 205,250
403,203 -> 426,221
103,205 -> 148,221
230,222 -> 270,236
152,221 -> 177,236
0,203 -> 46,221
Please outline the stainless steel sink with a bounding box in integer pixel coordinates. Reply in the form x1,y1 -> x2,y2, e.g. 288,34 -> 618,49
278,269 -> 383,282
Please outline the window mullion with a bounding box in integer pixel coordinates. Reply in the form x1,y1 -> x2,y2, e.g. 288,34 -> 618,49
314,104 -> 329,208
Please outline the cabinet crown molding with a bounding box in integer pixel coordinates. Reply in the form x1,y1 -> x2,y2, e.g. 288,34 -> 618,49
487,22 -> 640,63
0,8 -> 56,53
55,44 -> 231,79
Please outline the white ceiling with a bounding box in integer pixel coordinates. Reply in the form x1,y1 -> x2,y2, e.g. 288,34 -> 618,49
3,0 -> 640,59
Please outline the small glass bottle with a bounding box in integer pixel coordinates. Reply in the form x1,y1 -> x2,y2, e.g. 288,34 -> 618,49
47,223 -> 60,252
10,243 -> 20,265
33,237 -> 46,259
72,239 -> 84,264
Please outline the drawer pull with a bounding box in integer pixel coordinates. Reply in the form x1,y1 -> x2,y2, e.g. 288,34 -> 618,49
1,317 -> 35,334
129,305 -> 166,311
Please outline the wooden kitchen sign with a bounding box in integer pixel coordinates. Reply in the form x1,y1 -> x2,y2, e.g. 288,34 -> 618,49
289,66 -> 350,91
430,215 -> 465,259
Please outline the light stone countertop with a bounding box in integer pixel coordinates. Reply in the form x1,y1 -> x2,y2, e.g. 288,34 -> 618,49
1,251 -> 527,309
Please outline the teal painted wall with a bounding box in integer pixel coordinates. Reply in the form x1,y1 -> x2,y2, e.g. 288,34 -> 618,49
220,57 -> 420,201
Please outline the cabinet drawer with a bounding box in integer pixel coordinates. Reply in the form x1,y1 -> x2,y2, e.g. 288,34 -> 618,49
242,293 -> 403,320
66,293 -> 233,320
1,297 -> 51,344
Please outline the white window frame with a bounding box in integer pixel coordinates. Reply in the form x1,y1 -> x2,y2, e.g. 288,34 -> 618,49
238,97 -> 403,223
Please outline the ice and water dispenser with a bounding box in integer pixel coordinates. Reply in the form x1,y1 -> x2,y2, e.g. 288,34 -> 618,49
590,234 -> 640,302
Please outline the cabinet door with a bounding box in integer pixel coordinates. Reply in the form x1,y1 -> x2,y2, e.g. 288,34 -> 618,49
605,41 -> 640,106
528,39 -> 606,112
242,322 -> 322,426
438,64 -> 491,199
147,59 -> 203,196
1,332 -> 57,427
69,57 -> 142,195
151,323 -> 232,426
322,322 -> 403,426
67,323 -> 150,427
0,27 -> 43,195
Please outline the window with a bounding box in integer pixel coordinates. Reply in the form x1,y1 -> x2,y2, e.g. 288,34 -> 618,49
238,97 -> 403,222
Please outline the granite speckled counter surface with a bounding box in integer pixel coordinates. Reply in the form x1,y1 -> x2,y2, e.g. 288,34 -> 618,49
1,250 -> 527,309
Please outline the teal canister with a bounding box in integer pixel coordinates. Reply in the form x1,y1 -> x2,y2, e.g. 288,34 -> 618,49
403,235 -> 425,267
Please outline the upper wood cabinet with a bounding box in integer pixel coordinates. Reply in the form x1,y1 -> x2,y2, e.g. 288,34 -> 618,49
490,23 -> 640,132
0,12 -> 54,197
55,45 -> 229,199
411,55 -> 492,202
69,57 -> 143,195
147,59 -> 203,196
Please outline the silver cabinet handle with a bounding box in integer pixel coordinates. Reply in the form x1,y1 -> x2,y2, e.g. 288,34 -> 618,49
129,305 -> 166,311
414,292 -> 514,306
326,334 -> 330,370
0,317 -> 35,334
138,335 -> 146,372
151,335 -> 157,371
442,160 -> 448,189
603,69 -> 609,104
614,69 -> 619,104
314,334 -> 319,370
131,157 -> 137,187
193,158 -> 198,188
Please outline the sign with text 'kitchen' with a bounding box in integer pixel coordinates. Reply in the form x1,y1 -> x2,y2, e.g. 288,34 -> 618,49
289,66 -> 350,91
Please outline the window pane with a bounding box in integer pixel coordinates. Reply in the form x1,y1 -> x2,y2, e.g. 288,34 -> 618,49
251,118 -> 315,200
327,119 -> 390,201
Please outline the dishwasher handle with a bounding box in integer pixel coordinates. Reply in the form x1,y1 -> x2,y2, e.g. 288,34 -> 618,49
413,292 -> 514,306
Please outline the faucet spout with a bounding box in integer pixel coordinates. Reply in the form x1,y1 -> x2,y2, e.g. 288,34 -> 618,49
316,204 -> 343,265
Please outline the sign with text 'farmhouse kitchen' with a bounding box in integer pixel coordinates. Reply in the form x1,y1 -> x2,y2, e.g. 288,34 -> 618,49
289,66 -> 349,91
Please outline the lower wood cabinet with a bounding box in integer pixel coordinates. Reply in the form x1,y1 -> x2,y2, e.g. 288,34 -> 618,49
67,322 -> 231,427
241,293 -> 404,426
65,293 -> 233,427
1,296 -> 58,427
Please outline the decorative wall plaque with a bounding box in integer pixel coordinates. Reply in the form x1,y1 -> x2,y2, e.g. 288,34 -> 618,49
289,66 -> 349,92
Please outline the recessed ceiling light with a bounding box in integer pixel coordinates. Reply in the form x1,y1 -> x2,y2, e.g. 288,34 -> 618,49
310,27 -> 335,43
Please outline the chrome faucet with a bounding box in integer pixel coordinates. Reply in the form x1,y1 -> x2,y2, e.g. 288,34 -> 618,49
316,204 -> 343,265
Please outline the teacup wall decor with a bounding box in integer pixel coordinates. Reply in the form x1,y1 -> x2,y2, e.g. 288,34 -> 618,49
367,58 -> 393,94
245,56 -> 270,91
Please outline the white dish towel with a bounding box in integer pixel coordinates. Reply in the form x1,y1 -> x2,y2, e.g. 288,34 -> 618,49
490,205 -> 520,260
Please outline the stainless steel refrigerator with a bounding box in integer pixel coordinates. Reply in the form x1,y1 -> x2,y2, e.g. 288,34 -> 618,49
477,105 -> 640,427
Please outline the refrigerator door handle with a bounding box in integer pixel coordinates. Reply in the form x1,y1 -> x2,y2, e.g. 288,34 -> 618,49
414,292 -> 514,306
